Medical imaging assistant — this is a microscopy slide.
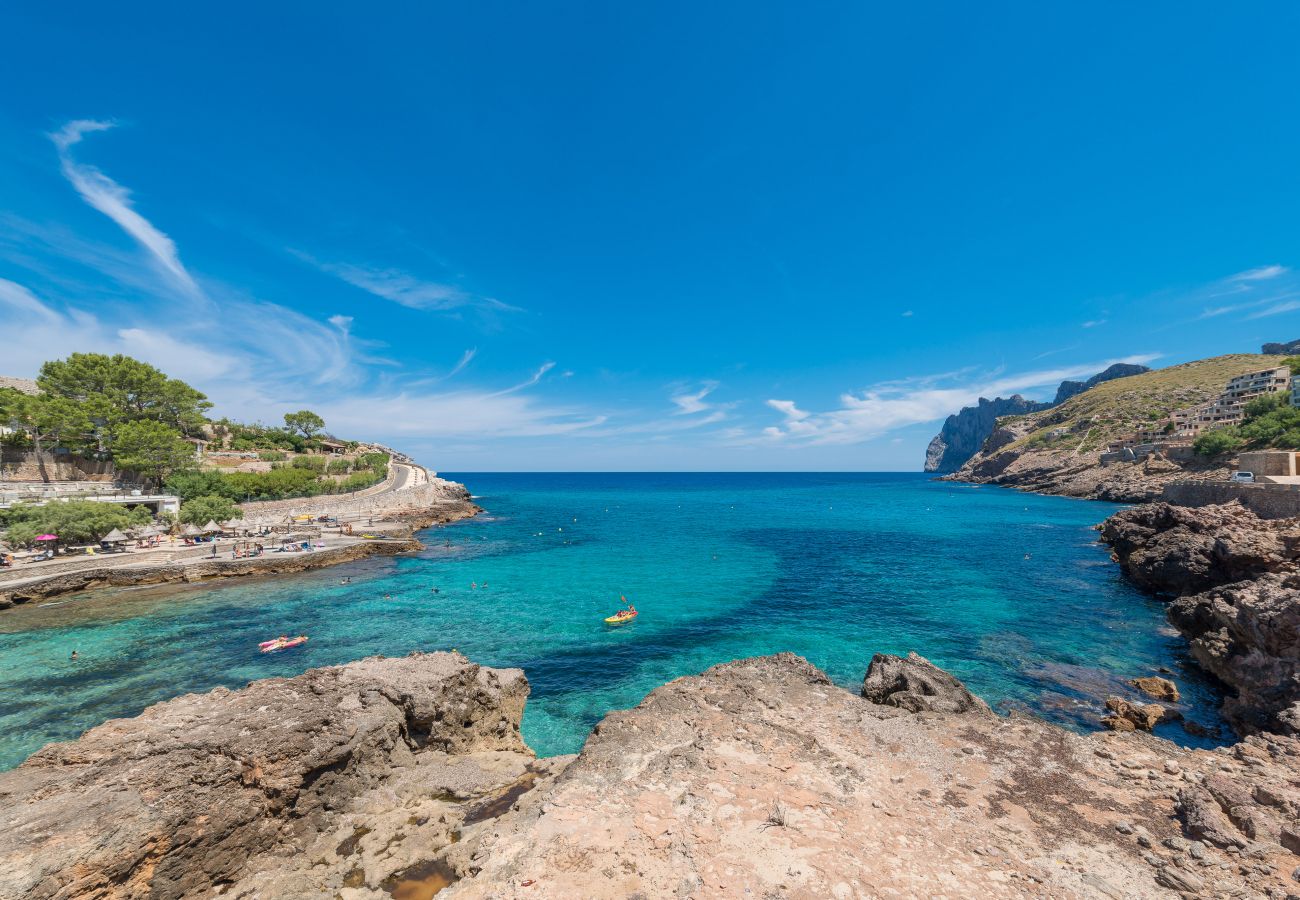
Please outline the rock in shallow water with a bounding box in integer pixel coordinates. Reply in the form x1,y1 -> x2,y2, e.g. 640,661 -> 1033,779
861,650 -> 993,714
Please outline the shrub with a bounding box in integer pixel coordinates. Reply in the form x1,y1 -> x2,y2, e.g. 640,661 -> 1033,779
326,458 -> 351,475
3,500 -> 150,547
1194,428 -> 1245,457
258,450 -> 287,461
291,455 -> 328,472
179,495 -> 243,526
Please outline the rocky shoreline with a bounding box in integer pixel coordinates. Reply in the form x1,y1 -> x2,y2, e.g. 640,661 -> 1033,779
0,498 -> 480,610
1099,500 -> 1300,738
4,651 -> 1298,898
944,439 -> 1231,502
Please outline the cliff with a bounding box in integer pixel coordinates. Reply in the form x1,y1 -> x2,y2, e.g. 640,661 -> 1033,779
6,651 -> 1300,898
924,395 -> 1050,474
923,363 -> 1149,474
1053,362 -> 1154,405
1100,501 -> 1300,736
947,354 -> 1278,500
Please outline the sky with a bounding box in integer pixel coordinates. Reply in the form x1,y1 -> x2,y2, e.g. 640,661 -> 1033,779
2,3 -> 1299,471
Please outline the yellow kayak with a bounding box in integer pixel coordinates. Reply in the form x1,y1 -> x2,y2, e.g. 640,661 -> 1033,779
604,611 -> 638,625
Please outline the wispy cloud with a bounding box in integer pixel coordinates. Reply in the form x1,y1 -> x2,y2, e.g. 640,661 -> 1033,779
670,381 -> 719,415
1081,319 -> 1107,328
1230,264 -> 1288,282
447,348 -> 477,379
1188,266 -> 1298,321
1246,297 -> 1300,320
489,361 -> 556,396
757,355 -> 1160,446
295,252 -> 517,314
50,120 -> 200,296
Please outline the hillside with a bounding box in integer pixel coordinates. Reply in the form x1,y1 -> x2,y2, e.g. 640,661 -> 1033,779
922,362 -> 1149,473
947,353 -> 1281,500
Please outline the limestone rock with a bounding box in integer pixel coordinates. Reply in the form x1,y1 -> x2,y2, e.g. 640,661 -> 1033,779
1101,696 -> 1176,732
862,651 -> 992,714
1100,501 -> 1300,736
1130,675 -> 1180,702
0,652 -> 534,900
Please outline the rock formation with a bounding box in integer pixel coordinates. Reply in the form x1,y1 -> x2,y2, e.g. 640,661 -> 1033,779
1100,501 -> 1300,736
923,364 -> 1149,474
861,650 -> 992,714
1052,362 -> 1153,405
5,651 -> 1300,898
1262,339 -> 1300,356
0,652 -> 555,900
924,395 -> 1050,474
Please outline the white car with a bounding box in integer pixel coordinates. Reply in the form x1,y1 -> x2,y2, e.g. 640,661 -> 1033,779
1231,471 -> 1255,484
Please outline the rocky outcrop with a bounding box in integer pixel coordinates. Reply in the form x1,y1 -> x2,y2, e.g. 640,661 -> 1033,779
447,653 -> 1300,899
924,364 -> 1149,474
1101,501 -> 1300,736
924,395 -> 1050,474
1053,362 -> 1153,405
862,650 -> 992,714
0,652 -> 547,900
7,651 -> 1300,898
1262,339 -> 1300,355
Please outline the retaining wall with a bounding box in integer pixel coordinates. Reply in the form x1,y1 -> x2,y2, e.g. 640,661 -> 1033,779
1162,481 -> 1300,520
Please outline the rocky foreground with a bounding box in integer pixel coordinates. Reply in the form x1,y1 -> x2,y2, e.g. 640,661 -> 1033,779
1100,501 -> 1300,737
5,652 -> 1300,899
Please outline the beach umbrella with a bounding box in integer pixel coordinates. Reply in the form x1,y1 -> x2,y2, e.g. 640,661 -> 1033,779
182,524 -> 201,536
201,520 -> 221,534
35,534 -> 58,541
100,528 -> 128,543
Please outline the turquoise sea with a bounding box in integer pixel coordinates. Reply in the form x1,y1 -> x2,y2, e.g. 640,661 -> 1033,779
0,473 -> 1227,769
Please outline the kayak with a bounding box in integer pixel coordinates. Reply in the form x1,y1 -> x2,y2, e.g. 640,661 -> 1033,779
604,611 -> 637,625
260,635 -> 308,653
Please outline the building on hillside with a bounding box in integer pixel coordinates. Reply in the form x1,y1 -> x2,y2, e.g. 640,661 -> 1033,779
1174,365 -> 1292,436
318,438 -> 348,455
1292,375 -> 1300,408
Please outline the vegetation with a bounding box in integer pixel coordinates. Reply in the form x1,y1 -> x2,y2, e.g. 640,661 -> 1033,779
1003,354 -> 1286,454
1194,393 -> 1300,456
1,501 -> 152,547
164,451 -> 389,502
283,409 -> 325,438
111,420 -> 194,486
179,495 -> 243,526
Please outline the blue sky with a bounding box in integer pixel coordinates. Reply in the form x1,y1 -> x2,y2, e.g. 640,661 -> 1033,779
2,3 -> 1299,470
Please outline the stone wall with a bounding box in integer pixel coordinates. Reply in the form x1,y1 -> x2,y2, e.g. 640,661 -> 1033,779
1162,480 -> 1300,520
0,449 -> 115,482
238,478 -> 469,522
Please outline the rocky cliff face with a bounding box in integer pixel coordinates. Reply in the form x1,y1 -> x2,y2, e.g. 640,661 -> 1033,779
6,650 -> 1300,898
924,395 -> 1050,473
1053,362 -> 1154,405
1100,501 -> 1300,736
923,364 -> 1149,474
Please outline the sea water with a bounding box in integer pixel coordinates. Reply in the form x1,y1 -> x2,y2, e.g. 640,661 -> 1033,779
0,473 -> 1228,769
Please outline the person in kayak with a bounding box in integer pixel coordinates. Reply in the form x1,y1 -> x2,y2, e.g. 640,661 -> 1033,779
620,596 -> 636,617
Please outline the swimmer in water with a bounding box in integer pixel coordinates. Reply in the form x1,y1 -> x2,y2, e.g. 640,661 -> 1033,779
70,650 -> 78,660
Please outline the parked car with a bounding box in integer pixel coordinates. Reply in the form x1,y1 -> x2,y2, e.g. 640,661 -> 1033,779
1231,471 -> 1255,484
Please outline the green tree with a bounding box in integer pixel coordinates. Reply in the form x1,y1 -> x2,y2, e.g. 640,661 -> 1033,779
111,421 -> 194,487
179,495 -> 243,526
3,500 -> 150,547
1282,355 -> 1300,376
283,410 -> 325,438
1193,427 -> 1245,457
0,388 -> 95,480
165,468 -> 236,502
38,353 -> 211,438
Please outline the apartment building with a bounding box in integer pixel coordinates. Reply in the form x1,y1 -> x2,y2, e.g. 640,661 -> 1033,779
1174,365 -> 1291,436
